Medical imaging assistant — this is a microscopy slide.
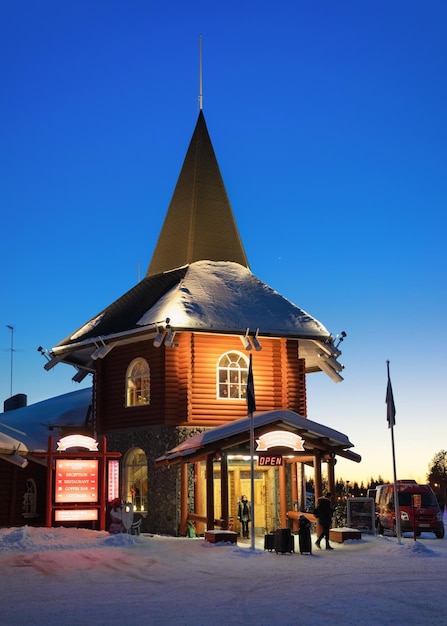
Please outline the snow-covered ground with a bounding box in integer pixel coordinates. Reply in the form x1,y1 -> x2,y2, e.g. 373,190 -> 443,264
1,520 -> 446,625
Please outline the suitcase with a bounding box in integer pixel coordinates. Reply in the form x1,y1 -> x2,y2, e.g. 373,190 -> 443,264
298,528 -> 312,554
275,528 -> 294,554
298,515 -> 312,554
264,533 -> 275,551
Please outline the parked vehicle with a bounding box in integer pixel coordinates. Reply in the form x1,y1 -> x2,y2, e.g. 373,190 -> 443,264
376,480 -> 444,539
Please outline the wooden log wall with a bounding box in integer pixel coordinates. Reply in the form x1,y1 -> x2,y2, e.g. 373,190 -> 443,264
96,332 -> 307,431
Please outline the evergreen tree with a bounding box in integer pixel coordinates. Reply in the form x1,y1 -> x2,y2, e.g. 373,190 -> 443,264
427,450 -> 447,509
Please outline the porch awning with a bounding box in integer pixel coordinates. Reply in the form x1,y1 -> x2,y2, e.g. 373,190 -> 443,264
155,409 -> 361,466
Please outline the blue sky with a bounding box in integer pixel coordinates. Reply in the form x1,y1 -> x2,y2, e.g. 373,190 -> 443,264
1,1 -> 446,485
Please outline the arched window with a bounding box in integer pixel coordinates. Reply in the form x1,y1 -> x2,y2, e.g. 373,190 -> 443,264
217,351 -> 249,399
126,358 -> 150,407
123,447 -> 148,512
22,478 -> 38,518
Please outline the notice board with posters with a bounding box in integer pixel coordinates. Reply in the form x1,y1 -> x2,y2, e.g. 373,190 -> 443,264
347,498 -> 375,533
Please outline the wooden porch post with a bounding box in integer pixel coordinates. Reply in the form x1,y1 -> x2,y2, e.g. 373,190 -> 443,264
180,463 -> 189,536
327,457 -> 336,496
314,451 -> 323,537
220,453 -> 229,529
206,454 -> 215,530
194,462 -> 204,535
297,461 -> 306,511
291,462 -> 298,532
279,463 -> 287,528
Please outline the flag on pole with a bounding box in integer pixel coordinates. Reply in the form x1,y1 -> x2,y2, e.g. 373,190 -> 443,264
246,354 -> 256,415
386,361 -> 396,428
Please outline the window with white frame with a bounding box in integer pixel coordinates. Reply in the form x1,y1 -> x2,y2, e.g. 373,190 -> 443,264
217,351 -> 249,399
126,358 -> 150,406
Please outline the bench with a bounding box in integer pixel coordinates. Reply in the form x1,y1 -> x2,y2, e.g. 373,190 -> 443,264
204,530 -> 238,544
329,527 -> 362,543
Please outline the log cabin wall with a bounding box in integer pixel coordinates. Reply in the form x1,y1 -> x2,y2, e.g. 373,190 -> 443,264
96,332 -> 307,433
96,339 -> 169,432
0,460 -> 47,527
186,333 -> 307,427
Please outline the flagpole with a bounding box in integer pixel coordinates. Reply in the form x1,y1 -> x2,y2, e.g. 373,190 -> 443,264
387,360 -> 401,544
250,407 -> 255,551
246,353 -> 256,551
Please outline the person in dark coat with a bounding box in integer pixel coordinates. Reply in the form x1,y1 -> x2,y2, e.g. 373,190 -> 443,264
314,492 -> 334,550
237,495 -> 251,539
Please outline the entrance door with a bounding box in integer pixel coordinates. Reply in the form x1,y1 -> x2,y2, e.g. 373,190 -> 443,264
239,472 -> 267,535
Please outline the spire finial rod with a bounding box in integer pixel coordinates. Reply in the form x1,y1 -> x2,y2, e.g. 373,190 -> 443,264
199,34 -> 203,111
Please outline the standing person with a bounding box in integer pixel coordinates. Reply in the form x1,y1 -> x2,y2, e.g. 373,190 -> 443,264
314,492 -> 334,550
237,495 -> 251,539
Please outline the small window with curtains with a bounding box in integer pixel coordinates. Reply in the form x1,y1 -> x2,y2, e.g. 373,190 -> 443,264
217,351 -> 249,399
126,358 -> 150,406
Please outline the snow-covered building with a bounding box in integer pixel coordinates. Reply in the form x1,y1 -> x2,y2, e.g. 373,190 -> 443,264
0,109 -> 360,533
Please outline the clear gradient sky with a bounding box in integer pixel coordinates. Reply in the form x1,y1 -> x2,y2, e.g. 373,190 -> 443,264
1,1 -> 446,486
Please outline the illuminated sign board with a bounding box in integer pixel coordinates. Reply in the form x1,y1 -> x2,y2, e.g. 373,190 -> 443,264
256,431 -> 304,452
57,435 -> 99,451
108,460 -> 120,502
55,509 -> 99,522
55,459 -> 98,503
258,454 -> 283,466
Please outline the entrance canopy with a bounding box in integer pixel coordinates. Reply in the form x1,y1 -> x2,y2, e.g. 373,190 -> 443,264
155,410 -> 361,467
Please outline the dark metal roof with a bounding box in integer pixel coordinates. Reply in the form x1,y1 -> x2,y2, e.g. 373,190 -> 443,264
55,266 -> 188,348
146,111 -> 249,276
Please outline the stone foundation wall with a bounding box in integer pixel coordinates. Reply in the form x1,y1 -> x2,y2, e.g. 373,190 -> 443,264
105,425 -> 206,535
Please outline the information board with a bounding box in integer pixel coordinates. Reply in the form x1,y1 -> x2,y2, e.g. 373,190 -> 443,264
347,497 -> 375,534
55,459 -> 98,503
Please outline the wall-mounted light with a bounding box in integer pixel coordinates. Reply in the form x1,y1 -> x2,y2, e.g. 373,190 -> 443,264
164,330 -> 177,348
91,342 -> 115,360
311,339 -> 341,359
153,329 -> 167,348
239,328 -> 263,351
317,353 -> 343,373
239,328 -> 252,351
153,318 -> 178,348
251,328 -> 262,351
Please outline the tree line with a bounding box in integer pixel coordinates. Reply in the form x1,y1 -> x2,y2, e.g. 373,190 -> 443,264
305,449 -> 447,510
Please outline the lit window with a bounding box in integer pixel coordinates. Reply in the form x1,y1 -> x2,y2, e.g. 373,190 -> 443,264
126,358 -> 150,406
217,351 -> 249,399
124,448 -> 148,512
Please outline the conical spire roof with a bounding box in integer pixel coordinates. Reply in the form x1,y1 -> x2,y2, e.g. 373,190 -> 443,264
146,111 -> 249,276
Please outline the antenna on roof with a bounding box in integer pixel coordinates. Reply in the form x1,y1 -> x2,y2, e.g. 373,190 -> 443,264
199,34 -> 203,111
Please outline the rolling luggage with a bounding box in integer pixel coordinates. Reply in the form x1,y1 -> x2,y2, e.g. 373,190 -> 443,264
298,515 -> 312,554
264,532 -> 275,551
275,528 -> 294,554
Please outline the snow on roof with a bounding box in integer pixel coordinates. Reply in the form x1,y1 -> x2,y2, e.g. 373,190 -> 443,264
0,388 -> 92,456
156,409 -> 361,466
138,261 -> 330,338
